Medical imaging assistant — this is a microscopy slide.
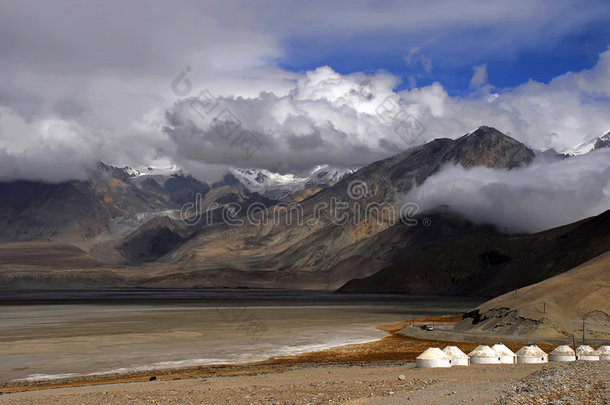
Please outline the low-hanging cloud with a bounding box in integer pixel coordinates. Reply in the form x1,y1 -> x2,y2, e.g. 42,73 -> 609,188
407,149 -> 610,233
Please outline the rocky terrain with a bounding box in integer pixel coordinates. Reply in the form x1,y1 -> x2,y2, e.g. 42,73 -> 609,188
497,361 -> 609,404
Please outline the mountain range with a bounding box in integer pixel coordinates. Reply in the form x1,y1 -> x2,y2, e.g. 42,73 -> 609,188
0,126 -> 609,298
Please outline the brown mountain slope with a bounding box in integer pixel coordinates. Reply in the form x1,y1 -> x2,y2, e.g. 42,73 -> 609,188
0,242 -> 107,268
160,127 -> 534,280
455,251 -> 610,339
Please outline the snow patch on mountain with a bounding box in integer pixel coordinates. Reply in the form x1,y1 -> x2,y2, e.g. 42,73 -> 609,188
122,165 -> 182,177
226,165 -> 355,200
562,139 -> 597,156
562,130 -> 610,156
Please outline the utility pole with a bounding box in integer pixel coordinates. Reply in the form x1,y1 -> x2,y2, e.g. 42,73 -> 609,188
582,318 -> 585,344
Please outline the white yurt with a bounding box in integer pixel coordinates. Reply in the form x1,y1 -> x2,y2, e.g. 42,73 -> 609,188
576,345 -> 599,361
549,345 -> 576,362
468,345 -> 501,364
416,347 -> 452,368
492,343 -> 516,364
443,346 -> 470,366
594,345 -> 610,361
516,344 -> 548,364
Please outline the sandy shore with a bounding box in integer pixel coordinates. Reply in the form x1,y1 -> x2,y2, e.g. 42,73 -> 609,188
1,316 -> 607,404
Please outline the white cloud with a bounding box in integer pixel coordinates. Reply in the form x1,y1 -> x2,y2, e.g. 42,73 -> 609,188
4,46 -> 610,183
396,48 -> 610,151
0,1 -> 609,184
470,64 -> 488,88
406,149 -> 610,233
163,48 -> 610,184
164,67 -> 410,180
404,47 -> 433,77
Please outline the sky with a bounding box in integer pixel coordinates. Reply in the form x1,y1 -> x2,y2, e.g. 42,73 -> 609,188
1,0 -> 610,183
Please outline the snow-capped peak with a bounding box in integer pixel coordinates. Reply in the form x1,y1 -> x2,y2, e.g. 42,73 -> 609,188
562,140 -> 597,156
122,166 -> 141,177
123,165 -> 182,177
225,165 -> 356,200
308,165 -> 355,186
228,168 -> 305,190
562,130 -> 610,156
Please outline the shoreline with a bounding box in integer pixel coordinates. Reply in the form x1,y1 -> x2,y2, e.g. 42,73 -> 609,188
0,314 -> 558,394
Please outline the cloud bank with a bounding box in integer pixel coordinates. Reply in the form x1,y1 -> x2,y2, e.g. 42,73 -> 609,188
2,47 -> 610,182
0,1 -> 610,183
164,48 -> 610,180
407,149 -> 610,233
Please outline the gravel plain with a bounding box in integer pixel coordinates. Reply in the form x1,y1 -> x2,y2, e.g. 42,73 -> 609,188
3,361 -> 607,405
496,361 -> 609,404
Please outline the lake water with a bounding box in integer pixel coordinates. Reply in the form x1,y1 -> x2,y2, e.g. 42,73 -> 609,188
0,290 -> 481,383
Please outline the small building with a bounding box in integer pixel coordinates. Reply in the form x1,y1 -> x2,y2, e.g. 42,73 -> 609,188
516,344 -> 548,364
492,343 -> 516,364
549,345 -> 576,362
576,345 -> 599,361
468,345 -> 501,364
443,346 -> 470,366
416,347 -> 452,368
594,345 -> 610,361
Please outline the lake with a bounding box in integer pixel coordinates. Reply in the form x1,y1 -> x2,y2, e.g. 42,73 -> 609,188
0,289 -> 481,384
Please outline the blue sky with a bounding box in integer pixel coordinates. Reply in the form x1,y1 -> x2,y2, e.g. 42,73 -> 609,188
278,9 -> 610,96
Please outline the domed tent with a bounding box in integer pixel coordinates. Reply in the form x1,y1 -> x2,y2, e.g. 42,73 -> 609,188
492,343 -> 516,364
443,346 -> 470,366
594,345 -> 610,361
468,345 -> 501,364
516,344 -> 548,364
576,345 -> 599,361
549,345 -> 576,362
416,347 -> 452,368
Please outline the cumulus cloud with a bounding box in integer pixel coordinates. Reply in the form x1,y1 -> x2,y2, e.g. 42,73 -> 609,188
3,48 -> 610,182
163,48 -> 610,180
0,1 -> 295,182
1,1 -> 610,183
398,48 -> 610,151
0,104 -> 174,182
407,149 -> 610,233
163,67 -> 412,179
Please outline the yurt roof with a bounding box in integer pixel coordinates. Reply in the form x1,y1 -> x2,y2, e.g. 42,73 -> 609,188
550,345 -> 575,355
417,347 -> 451,360
576,345 -> 596,354
594,345 -> 610,354
516,345 -> 547,357
468,345 -> 496,357
492,343 -> 515,356
443,346 -> 469,359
